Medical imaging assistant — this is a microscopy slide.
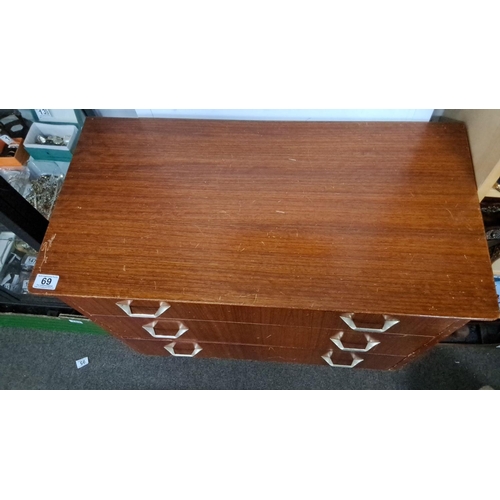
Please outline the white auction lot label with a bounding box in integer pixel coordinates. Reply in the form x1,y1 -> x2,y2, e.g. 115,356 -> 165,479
32,274 -> 60,290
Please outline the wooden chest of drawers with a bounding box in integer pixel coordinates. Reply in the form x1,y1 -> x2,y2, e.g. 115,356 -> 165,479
30,118 -> 499,370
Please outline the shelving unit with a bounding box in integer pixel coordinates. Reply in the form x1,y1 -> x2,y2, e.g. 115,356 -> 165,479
0,110 -> 83,316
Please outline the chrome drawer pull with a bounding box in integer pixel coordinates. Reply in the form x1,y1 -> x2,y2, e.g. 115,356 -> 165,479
330,332 -> 380,353
164,341 -> 202,357
321,351 -> 363,368
340,313 -> 399,333
142,321 -> 188,339
116,300 -> 170,318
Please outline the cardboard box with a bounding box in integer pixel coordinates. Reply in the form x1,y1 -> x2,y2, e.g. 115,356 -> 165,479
0,137 -> 30,167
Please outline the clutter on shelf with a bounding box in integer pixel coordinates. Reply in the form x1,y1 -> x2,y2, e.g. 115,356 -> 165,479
0,110 -> 31,138
0,229 -> 37,294
0,109 -> 84,299
0,162 -> 64,220
24,123 -> 79,162
0,157 -> 64,295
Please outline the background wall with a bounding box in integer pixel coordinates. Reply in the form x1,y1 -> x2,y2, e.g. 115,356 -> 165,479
96,109 -> 434,121
135,109 -> 434,121
95,109 -> 138,118
443,109 -> 500,200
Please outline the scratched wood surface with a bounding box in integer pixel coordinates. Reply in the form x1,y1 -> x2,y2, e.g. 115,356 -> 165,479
121,338 -> 405,369
86,314 -> 432,355
60,296 -> 457,336
30,118 -> 498,319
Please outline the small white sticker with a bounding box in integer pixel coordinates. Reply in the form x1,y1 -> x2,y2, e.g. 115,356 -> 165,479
34,109 -> 52,119
25,256 -> 37,267
33,274 -> 60,290
0,134 -> 14,145
76,357 -> 89,369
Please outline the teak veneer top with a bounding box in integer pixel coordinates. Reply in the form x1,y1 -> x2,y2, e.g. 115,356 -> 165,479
31,118 -> 499,320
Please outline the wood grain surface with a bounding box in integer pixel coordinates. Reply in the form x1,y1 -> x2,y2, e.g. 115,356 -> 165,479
31,118 -> 498,320
86,314 -> 432,355
391,319 -> 469,370
122,338 -> 405,369
59,296 -> 457,336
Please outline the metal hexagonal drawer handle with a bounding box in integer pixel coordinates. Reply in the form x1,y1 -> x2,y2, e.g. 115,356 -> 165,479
116,300 -> 170,318
340,313 -> 399,333
142,320 -> 189,339
330,332 -> 380,353
164,341 -> 203,358
321,351 -> 363,368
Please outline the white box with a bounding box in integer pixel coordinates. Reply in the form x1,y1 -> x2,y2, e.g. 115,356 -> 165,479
25,123 -> 79,153
34,109 -> 81,124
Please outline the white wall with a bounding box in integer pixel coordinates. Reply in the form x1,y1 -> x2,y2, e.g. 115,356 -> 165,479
135,109 -> 433,121
96,109 -> 138,118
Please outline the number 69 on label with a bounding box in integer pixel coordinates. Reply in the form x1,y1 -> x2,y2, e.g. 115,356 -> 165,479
33,274 -> 60,290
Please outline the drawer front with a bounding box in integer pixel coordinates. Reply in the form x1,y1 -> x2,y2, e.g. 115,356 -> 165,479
315,330 -> 432,357
90,315 -> 432,356
122,338 -> 404,370
90,315 -> 320,349
62,296 -> 456,337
